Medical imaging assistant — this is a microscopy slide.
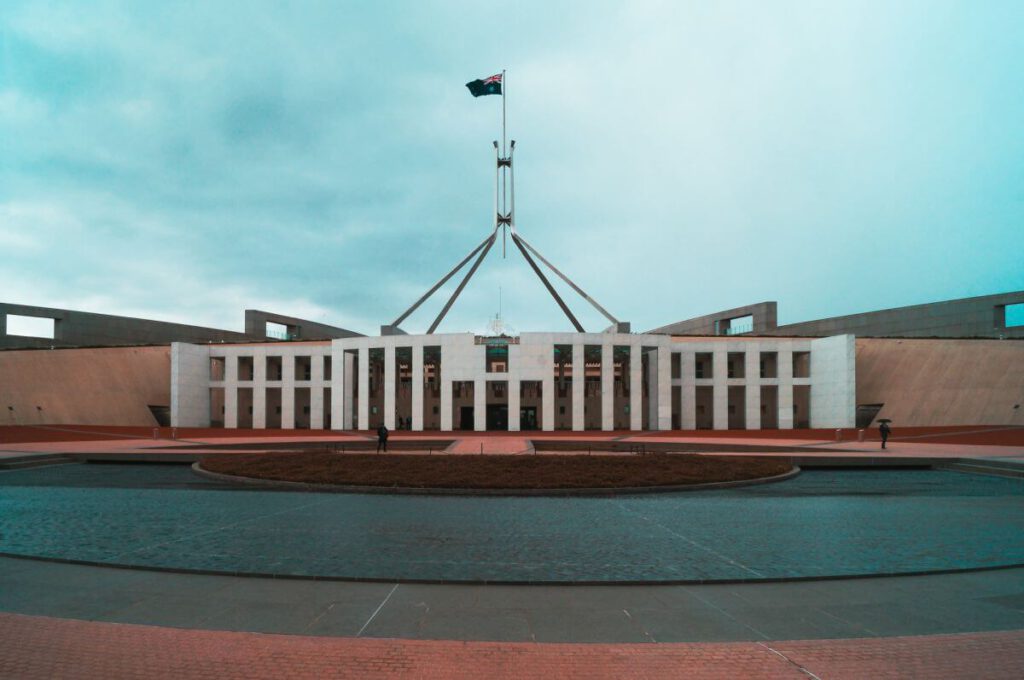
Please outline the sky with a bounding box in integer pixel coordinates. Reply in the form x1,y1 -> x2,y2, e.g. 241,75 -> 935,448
2,0 -> 1022,337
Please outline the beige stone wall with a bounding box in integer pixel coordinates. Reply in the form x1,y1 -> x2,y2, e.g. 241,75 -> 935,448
856,338 -> 1024,426
0,346 -> 170,426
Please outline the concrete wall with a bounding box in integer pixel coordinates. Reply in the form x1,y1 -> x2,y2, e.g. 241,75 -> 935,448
1,302 -> 252,349
648,302 -> 777,336
810,335 -> 856,428
856,338 -> 1024,426
170,343 -> 211,428
2,302 -> 363,350
650,291 -> 1024,339
244,310 -> 361,341
0,345 -> 170,426
779,291 -> 1024,339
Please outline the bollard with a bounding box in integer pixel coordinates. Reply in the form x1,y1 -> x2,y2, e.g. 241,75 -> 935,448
835,429 -> 842,442
480,442 -> 484,455
153,428 -> 159,440
171,427 -> 177,440
857,429 -> 865,443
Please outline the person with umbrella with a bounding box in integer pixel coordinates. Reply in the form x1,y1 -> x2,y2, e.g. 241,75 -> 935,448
878,419 -> 892,450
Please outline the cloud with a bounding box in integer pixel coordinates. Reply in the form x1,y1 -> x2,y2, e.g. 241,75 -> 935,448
1,0 -> 1022,337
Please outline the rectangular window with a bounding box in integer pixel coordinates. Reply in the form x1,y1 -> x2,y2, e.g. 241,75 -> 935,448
210,357 -> 226,381
265,321 -> 288,340
486,344 -> 509,373
793,351 -> 811,378
1006,303 -> 1024,328
6,314 -> 55,338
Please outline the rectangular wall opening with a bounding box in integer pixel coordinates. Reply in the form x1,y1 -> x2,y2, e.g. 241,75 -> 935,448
266,356 -> 283,381
395,347 -> 412,429
695,386 -> 714,429
423,346 -> 441,431
323,355 -> 332,381
237,387 -> 253,428
210,357 -> 226,381
671,385 -> 681,429
793,351 -> 811,378
793,385 -> 811,428
368,348 -> 384,429
485,343 -> 509,373
323,387 -> 332,429
295,387 -> 311,429
238,356 -> 254,381
760,352 -> 778,378
452,380 -> 474,430
265,321 -> 288,340
727,352 -> 745,379
695,352 -> 713,379
266,387 -> 282,428
1005,303 -> 1024,328
728,386 -> 746,429
584,345 -> 602,429
5,314 -> 55,338
344,349 -> 358,429
486,380 -> 508,431
295,356 -> 312,381
554,345 -> 572,430
760,386 -> 779,429
520,380 -> 542,430
671,353 -> 681,379
613,345 -> 630,429
209,388 -> 225,427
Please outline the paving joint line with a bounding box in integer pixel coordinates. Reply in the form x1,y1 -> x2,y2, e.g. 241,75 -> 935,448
357,583 -> 398,637
757,641 -> 824,679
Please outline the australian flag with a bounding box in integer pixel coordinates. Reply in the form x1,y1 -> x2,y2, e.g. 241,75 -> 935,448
466,73 -> 502,97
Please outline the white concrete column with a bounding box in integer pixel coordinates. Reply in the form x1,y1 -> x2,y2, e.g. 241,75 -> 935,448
310,354 -> 324,429
281,355 -> 295,429
508,379 -> 521,431
681,351 -> 696,429
224,355 -> 238,429
571,343 -> 584,431
357,347 -> 369,430
384,344 -> 396,430
412,345 -> 424,431
629,344 -> 642,431
473,378 -> 486,431
440,379 -> 453,431
541,376 -> 555,432
712,348 -> 728,430
253,351 -> 267,429
745,344 -> 761,430
601,342 -> 614,430
340,349 -> 355,430
778,350 -> 794,429
657,345 -> 671,430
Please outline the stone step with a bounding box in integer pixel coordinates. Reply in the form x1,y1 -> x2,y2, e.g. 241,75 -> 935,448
936,460 -> 1024,479
0,454 -> 76,470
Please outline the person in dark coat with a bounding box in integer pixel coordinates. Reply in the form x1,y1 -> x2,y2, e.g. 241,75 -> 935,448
376,424 -> 389,453
879,421 -> 891,450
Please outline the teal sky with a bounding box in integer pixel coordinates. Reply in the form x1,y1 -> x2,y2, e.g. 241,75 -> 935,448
2,1 -> 1022,335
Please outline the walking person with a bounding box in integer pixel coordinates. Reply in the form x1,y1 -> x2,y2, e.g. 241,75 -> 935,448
879,420 -> 891,450
376,424 -> 389,453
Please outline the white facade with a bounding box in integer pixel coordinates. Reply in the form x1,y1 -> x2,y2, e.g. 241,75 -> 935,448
171,333 -> 856,431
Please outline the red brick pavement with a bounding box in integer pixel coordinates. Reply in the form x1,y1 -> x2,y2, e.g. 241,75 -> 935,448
1,613 -> 1022,679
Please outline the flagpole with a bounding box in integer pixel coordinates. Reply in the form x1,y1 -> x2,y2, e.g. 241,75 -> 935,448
501,69 -> 507,257
501,69 -> 507,156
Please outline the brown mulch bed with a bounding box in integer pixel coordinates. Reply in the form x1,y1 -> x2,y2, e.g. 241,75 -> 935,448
198,452 -> 794,490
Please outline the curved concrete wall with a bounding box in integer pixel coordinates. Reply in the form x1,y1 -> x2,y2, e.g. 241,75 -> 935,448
0,346 -> 170,426
856,338 -> 1024,426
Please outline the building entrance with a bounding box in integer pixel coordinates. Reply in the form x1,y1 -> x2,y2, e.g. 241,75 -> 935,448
458,406 -> 474,430
520,406 -> 539,430
486,404 -> 508,430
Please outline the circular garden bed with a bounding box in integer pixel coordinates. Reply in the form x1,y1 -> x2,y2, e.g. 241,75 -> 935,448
197,452 -> 796,492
